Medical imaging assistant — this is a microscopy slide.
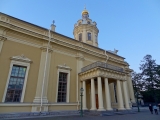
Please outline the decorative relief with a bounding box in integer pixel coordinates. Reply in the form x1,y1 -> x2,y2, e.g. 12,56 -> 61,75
10,54 -> 32,63
0,36 -> 7,41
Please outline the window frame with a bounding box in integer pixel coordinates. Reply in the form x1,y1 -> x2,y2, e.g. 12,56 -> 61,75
57,72 -> 68,102
87,32 -> 91,40
2,57 -> 31,103
79,33 -> 82,42
56,65 -> 71,103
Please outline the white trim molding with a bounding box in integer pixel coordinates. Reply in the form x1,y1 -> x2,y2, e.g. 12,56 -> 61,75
55,64 -> 72,103
2,54 -> 32,103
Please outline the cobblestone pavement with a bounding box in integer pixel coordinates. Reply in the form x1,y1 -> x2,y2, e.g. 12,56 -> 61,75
7,111 -> 160,120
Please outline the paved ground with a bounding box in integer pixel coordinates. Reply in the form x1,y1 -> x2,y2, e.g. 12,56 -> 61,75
6,111 -> 160,120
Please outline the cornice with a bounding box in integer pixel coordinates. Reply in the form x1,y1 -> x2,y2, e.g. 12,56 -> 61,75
74,25 -> 99,34
40,46 -> 53,53
53,38 -> 106,59
0,21 -> 48,41
0,20 -> 129,67
79,67 -> 126,81
75,53 -> 85,61
57,64 -> 72,71
108,57 -> 128,66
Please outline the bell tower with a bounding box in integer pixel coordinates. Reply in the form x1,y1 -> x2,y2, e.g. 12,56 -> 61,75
73,8 -> 99,47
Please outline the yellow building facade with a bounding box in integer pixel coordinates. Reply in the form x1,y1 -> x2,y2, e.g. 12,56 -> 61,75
0,9 -> 135,114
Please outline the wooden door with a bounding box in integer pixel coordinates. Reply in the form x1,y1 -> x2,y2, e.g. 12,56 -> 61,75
96,94 -> 99,109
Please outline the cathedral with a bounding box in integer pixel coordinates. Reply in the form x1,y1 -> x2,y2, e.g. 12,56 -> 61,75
0,8 -> 135,114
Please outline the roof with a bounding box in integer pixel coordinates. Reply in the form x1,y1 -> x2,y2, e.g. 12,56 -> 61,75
0,12 -> 125,59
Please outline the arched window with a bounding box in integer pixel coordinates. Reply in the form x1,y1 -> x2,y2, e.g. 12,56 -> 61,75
79,33 -> 82,41
87,32 -> 91,40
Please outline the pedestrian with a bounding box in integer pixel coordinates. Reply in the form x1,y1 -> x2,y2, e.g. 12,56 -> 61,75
153,105 -> 158,115
149,104 -> 153,114
158,104 -> 160,112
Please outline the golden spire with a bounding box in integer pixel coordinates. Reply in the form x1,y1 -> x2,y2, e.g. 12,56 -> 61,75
82,5 -> 89,15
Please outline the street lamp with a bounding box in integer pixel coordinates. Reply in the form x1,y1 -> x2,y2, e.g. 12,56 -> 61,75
80,88 -> 84,117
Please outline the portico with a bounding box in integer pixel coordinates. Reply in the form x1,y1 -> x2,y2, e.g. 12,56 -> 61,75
79,61 -> 131,111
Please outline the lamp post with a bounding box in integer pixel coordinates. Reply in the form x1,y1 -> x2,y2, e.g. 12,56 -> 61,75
80,88 -> 84,117
134,80 -> 140,112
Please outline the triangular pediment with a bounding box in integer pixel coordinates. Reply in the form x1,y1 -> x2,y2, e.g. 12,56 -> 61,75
10,54 -> 32,63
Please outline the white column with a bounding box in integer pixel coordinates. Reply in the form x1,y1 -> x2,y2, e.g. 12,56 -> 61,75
83,80 -> 88,110
104,78 -> 113,110
117,80 -> 125,110
128,75 -> 136,103
97,77 -> 105,111
90,78 -> 96,110
123,81 -> 130,109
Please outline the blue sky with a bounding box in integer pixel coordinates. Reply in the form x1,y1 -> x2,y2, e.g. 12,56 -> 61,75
0,0 -> 160,72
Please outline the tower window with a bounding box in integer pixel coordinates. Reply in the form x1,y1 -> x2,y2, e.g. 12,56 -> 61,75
79,33 -> 82,41
87,32 -> 91,40
87,21 -> 90,24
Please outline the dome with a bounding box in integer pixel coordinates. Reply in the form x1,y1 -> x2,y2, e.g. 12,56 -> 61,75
82,8 -> 89,15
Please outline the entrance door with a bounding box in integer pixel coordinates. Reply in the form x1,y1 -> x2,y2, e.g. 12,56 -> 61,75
95,94 -> 99,109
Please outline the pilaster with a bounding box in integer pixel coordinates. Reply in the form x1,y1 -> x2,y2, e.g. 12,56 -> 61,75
0,36 -> 7,55
32,46 -> 52,112
82,29 -> 86,43
76,53 -> 84,109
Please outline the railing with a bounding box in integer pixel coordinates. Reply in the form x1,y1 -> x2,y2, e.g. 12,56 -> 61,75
81,61 -> 123,73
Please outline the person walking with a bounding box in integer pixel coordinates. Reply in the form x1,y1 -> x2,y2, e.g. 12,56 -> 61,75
149,104 -> 153,114
153,105 -> 158,115
158,104 -> 160,112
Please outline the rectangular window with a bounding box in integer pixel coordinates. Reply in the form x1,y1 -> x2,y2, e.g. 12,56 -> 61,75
5,65 -> 27,102
79,33 -> 82,41
88,33 -> 91,40
57,72 -> 67,102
